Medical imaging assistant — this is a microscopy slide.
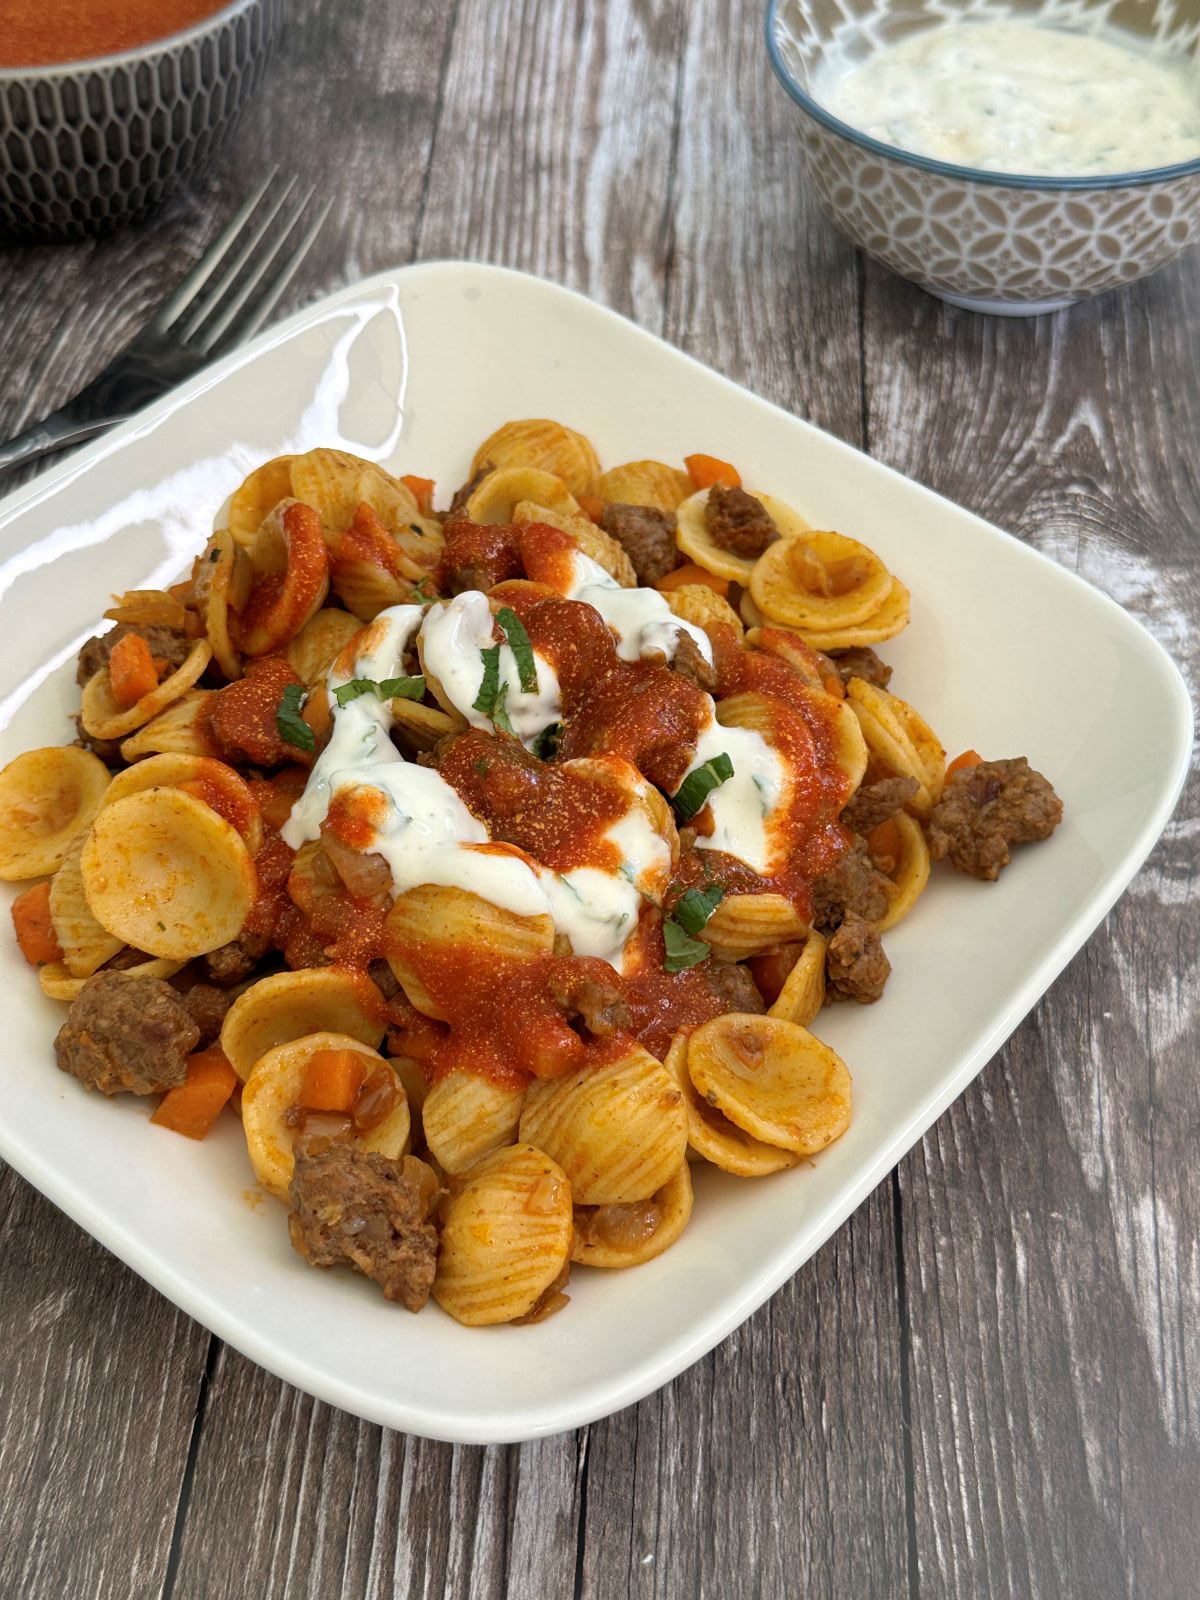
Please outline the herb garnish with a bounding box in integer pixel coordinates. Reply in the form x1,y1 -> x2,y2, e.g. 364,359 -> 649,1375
333,675 -> 425,707
496,606 -> 538,693
673,752 -> 734,821
276,683 -> 315,753
661,883 -> 725,972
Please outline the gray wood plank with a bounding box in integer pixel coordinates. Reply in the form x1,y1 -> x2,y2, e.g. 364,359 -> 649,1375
862,257 -> 1200,1597
0,1164 -> 212,1600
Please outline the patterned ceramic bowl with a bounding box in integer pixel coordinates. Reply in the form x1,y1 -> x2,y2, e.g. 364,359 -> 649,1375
766,0 -> 1200,314
0,0 -> 284,243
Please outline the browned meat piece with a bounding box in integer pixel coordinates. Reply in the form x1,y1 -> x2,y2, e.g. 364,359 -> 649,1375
446,461 -> 492,515
73,714 -> 125,767
76,623 -> 190,687
203,934 -> 270,986
599,503 -> 678,586
704,484 -> 779,559
825,913 -> 890,1003
672,631 -> 719,693
829,647 -> 892,689
703,959 -> 766,1014
810,836 -> 891,931
547,970 -> 632,1037
287,1146 -> 440,1312
54,972 -> 199,1096
179,983 -> 233,1047
841,775 -> 919,837
368,958 -> 401,1001
436,517 -> 523,595
928,757 -> 1062,881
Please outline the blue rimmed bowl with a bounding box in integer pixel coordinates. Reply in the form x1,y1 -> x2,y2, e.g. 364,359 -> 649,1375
766,0 -> 1200,314
0,0 -> 284,243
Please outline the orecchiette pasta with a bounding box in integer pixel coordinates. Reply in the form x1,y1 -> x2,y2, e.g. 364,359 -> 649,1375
6,421 -> 1061,1328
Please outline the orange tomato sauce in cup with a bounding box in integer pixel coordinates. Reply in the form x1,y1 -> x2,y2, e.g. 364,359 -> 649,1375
1,0 -> 231,68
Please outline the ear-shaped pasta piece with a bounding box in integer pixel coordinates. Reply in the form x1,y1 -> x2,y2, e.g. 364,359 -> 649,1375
290,450 -> 442,576
388,1054 -> 430,1120
433,1142 -> 573,1326
226,454 -> 296,547
388,698 -> 466,754
422,1070 -> 527,1174
767,931 -> 828,1026
687,1015 -> 851,1157
596,460 -> 692,513
49,832 -> 124,977
199,527 -> 254,679
81,789 -> 256,960
37,956 -> 185,1002
384,886 -> 554,1020
510,498 -> 638,588
675,488 -> 812,583
845,679 -> 946,818
104,589 -> 188,630
520,1045 -> 687,1205
470,420 -> 601,500
119,692 -> 222,762
750,529 -> 894,631
745,625 -> 831,689
329,559 -> 414,622
876,812 -> 932,931
561,753 -> 678,892
220,967 -> 388,1081
241,1033 -> 409,1200
101,754 -> 263,851
663,583 -> 744,639
745,579 -> 911,650
80,640 -> 213,741
234,502 -> 331,657
286,609 -> 365,686
571,1160 -> 693,1268
464,466 -> 581,526
0,747 -> 110,880
663,1032 -> 799,1176
702,893 -> 809,961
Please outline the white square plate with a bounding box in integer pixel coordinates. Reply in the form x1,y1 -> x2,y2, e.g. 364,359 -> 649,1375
0,263 -> 1190,1443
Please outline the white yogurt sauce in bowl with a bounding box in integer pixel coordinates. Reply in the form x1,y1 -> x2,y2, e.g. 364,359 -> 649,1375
815,19 -> 1200,178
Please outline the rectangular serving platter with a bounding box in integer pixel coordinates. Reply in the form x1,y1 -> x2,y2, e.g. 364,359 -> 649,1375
0,262 -> 1190,1443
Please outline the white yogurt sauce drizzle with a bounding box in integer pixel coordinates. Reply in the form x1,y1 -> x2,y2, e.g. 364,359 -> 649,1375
815,20 -> 1200,177
679,718 -> 787,876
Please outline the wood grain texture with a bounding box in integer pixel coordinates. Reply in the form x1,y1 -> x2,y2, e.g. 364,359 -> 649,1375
862,255 -> 1200,1598
0,0 -> 1197,1594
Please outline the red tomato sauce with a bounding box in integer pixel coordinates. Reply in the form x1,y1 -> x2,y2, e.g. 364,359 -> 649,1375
2,0 -> 230,67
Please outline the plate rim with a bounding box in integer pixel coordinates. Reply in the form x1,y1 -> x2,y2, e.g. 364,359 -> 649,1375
0,260 -> 1192,1443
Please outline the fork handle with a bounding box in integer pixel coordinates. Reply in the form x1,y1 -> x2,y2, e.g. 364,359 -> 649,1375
0,406 -> 126,479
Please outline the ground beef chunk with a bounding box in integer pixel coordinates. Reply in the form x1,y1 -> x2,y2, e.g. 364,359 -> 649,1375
826,913 -> 890,1003
841,775 -> 919,838
547,970 -> 631,1038
73,714 -> 125,766
672,631 -> 719,694
287,1146 -> 440,1312
368,958 -> 401,1002
928,757 -> 1063,881
704,483 -> 779,559
599,503 -> 678,586
54,972 -> 199,1096
179,983 -> 233,1048
75,623 -> 191,687
203,934 -> 270,985
829,647 -> 892,689
447,461 -> 493,515
704,959 -> 766,1015
810,836 -> 891,931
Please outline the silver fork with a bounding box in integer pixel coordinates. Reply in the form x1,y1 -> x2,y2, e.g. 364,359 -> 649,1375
0,171 -> 333,480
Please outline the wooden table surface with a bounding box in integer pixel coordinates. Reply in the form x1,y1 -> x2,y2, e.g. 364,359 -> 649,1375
1,2 -> 1197,1595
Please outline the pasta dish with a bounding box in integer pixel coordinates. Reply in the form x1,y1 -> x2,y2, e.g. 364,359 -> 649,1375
0,421 -> 1062,1325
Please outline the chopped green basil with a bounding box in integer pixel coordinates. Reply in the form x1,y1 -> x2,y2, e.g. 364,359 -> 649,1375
662,917 -> 711,973
276,682 -> 315,753
673,752 -> 734,821
333,675 -> 425,708
672,884 -> 726,936
473,645 -> 501,715
496,606 -> 538,693
491,681 -> 514,735
532,721 -> 563,761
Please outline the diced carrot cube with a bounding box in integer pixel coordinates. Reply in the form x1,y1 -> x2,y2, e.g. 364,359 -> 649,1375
655,562 -> 730,598
11,881 -> 62,966
108,633 -> 159,708
684,453 -> 741,491
300,1048 -> 368,1113
945,749 -> 984,779
151,1049 -> 238,1140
